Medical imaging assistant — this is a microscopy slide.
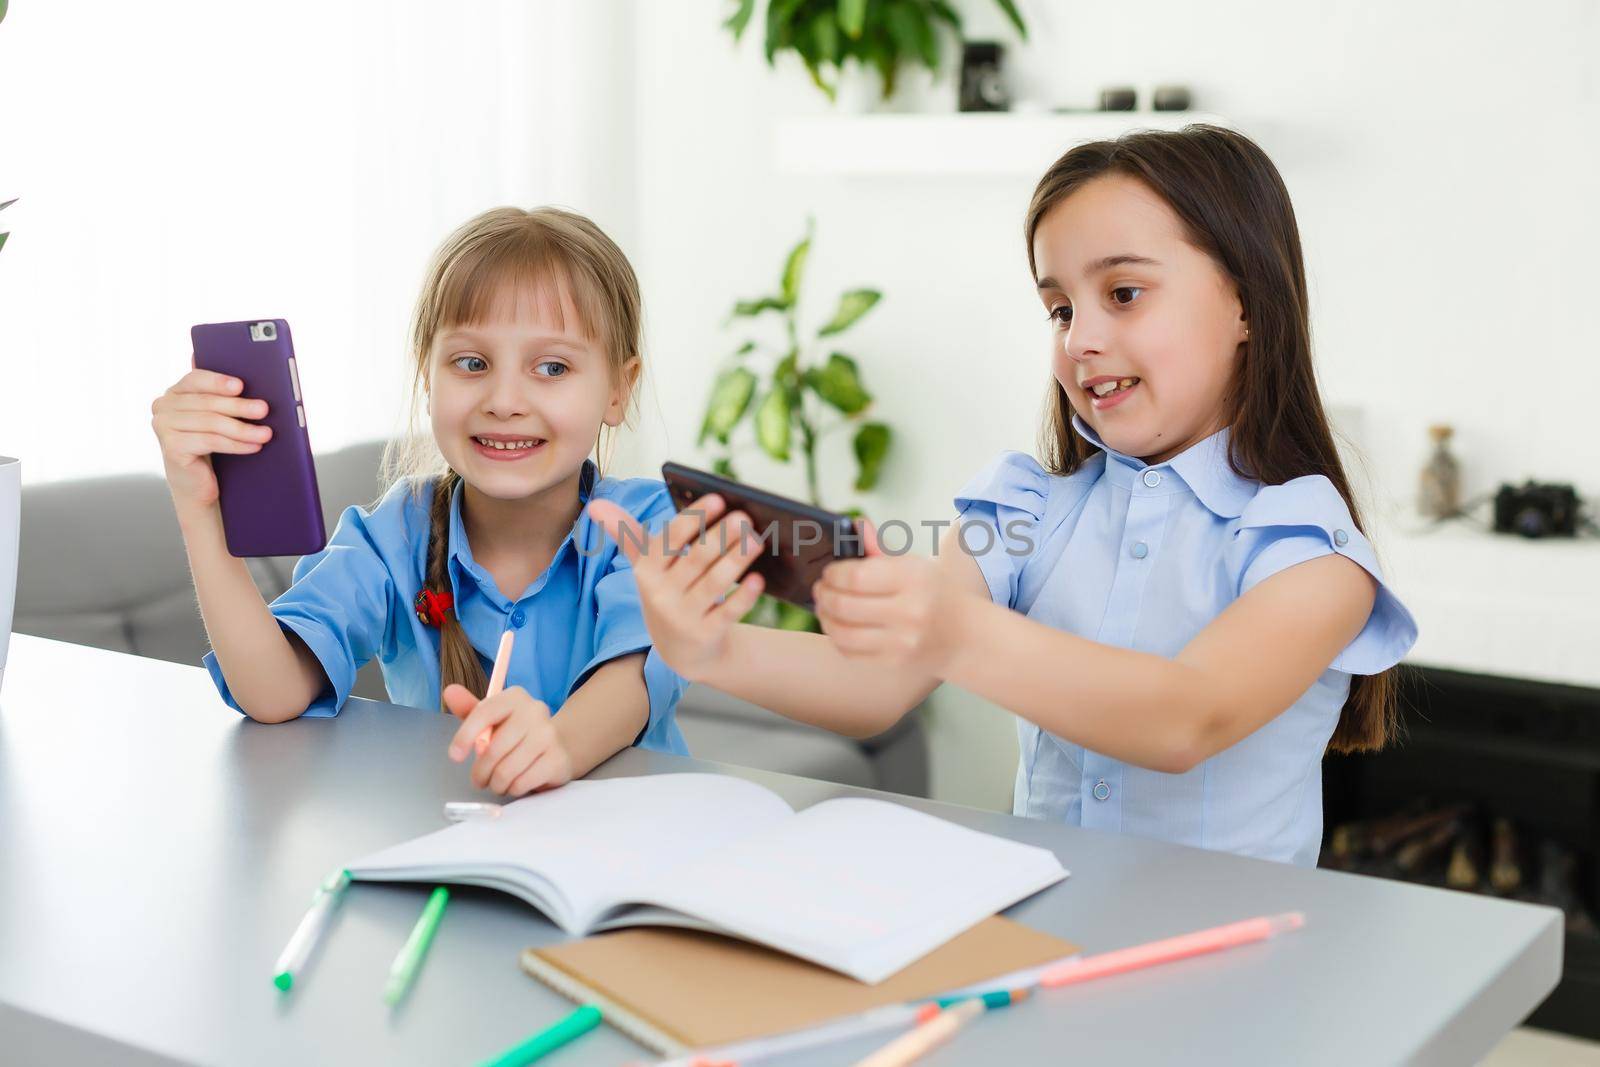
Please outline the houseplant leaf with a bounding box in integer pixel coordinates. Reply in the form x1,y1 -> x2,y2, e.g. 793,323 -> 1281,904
755,388 -> 792,461
817,288 -> 880,336
712,457 -> 738,479
764,0 -> 806,64
861,25 -> 898,98
852,421 -> 891,491
791,8 -> 836,99
927,0 -> 961,29
811,8 -> 841,67
837,0 -> 866,38
699,367 -> 757,445
774,600 -> 821,632
885,1 -> 938,71
803,353 -> 872,414
732,295 -> 789,318
780,228 -> 811,307
741,595 -> 779,627
993,0 -> 1028,39
774,350 -> 803,406
724,0 -> 756,38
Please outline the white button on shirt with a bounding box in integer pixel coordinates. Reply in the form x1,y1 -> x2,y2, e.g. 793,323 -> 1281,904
954,417 -> 1417,866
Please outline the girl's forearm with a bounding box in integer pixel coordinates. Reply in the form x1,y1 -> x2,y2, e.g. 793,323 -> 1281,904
942,598 -> 1218,773
697,624 -> 936,738
176,502 -> 323,723
556,653 -> 651,777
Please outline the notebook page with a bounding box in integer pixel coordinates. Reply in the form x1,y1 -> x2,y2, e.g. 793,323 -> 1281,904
347,774 -> 794,930
636,796 -> 1068,983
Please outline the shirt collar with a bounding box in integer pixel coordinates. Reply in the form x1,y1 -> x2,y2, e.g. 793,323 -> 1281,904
1070,414 -> 1256,518
445,459 -> 599,611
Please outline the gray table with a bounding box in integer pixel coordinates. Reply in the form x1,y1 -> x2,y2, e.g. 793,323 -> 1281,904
0,635 -> 1563,1066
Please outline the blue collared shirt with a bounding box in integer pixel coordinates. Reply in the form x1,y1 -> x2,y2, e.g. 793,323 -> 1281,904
204,461 -> 688,754
954,418 -> 1417,866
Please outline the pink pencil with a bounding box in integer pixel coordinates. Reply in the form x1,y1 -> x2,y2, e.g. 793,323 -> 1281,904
1039,912 -> 1304,989
475,629 -> 515,755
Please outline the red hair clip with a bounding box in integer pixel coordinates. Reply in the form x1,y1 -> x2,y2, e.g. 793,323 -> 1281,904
414,588 -> 454,628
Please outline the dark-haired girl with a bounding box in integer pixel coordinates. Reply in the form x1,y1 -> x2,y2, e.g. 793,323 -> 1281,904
593,126 -> 1416,865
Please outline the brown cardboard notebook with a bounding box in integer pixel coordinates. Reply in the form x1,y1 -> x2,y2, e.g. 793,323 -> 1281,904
521,916 -> 1078,1054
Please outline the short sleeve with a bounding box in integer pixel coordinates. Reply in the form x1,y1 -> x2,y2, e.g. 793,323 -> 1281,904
571,481 -> 688,753
952,451 -> 1050,610
1232,476 -> 1417,675
203,502 -> 395,718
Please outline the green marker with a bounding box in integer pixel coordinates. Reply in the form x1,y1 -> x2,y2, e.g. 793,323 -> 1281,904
476,1005 -> 603,1067
383,886 -> 450,1006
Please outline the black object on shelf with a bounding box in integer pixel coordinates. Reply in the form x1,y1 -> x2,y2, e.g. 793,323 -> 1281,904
959,42 -> 1009,112
1098,86 -> 1137,111
1494,481 -> 1581,538
1323,665 -> 1600,1040
1151,85 -> 1192,111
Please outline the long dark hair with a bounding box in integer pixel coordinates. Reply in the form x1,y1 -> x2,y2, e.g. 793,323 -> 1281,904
1024,124 -> 1395,753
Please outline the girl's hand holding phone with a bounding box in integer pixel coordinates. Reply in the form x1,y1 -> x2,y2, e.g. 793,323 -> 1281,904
150,368 -> 273,514
585,493 -> 766,683
444,684 -> 572,797
812,521 -> 972,675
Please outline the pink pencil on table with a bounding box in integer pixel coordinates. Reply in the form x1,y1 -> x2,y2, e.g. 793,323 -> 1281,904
1039,912 -> 1305,989
658,916 -> 1304,1067
474,629 -> 515,755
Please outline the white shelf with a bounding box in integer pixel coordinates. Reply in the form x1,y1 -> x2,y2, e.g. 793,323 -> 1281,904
1373,514 -> 1600,690
773,111 -> 1234,176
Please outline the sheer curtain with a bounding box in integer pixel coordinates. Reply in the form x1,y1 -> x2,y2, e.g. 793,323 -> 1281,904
0,0 -> 634,485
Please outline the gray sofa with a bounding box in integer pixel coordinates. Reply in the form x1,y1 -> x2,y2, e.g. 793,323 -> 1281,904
13,441 -> 927,795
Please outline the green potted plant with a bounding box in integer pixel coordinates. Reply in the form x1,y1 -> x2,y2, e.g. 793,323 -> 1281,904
723,0 -> 1027,105
699,221 -> 891,630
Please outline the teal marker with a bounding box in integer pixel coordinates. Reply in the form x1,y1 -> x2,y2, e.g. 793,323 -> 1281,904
272,868 -> 351,992
934,988 -> 1028,1010
476,1005 -> 603,1067
383,886 -> 450,1005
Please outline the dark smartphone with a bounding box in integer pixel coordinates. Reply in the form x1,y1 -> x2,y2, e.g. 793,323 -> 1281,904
190,319 -> 326,558
660,462 -> 864,610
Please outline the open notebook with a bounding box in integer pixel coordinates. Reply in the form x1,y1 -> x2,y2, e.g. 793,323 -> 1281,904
349,773 -> 1068,984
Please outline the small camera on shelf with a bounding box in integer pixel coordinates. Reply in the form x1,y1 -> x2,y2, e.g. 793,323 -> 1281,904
959,43 -> 1009,112
1493,481 -> 1580,538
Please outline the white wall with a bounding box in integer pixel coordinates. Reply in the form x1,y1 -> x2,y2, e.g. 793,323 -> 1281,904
617,1 -> 1600,809
0,0 -> 636,485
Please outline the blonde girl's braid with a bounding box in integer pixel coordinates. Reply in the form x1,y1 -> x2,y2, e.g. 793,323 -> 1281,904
426,469 -> 488,703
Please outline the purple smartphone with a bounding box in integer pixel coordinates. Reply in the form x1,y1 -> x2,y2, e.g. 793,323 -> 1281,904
190,319 -> 327,558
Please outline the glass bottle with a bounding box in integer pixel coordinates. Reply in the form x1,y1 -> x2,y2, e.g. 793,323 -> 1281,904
1418,424 -> 1461,519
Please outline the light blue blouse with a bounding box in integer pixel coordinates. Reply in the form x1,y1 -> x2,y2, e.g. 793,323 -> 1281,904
954,418 -> 1416,866
204,460 -> 688,755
